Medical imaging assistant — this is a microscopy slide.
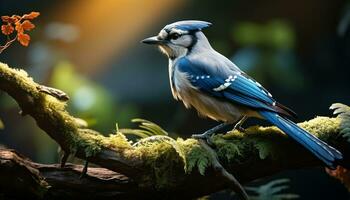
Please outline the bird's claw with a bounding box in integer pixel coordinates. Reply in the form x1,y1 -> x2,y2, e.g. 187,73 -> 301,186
235,126 -> 245,133
192,133 -> 214,146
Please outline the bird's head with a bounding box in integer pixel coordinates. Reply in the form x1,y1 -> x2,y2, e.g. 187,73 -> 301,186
142,20 -> 212,60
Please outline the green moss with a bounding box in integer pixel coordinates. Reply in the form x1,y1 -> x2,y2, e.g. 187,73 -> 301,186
0,63 -> 38,97
134,137 -> 185,189
213,126 -> 286,161
130,137 -> 212,188
298,117 -> 340,140
211,117 -> 342,162
177,138 -> 212,175
211,136 -> 243,162
71,130 -> 132,157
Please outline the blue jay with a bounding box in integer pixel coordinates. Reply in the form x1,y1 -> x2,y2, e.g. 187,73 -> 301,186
142,20 -> 342,168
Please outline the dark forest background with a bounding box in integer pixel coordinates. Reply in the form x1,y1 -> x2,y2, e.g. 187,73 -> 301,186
0,0 -> 349,199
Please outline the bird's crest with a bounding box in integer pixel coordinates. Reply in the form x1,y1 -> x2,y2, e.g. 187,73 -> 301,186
164,20 -> 212,32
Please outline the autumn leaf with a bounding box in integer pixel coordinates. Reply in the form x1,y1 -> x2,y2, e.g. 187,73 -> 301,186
326,166 -> 350,191
22,12 -> 40,20
21,20 -> 35,31
17,33 -> 30,46
1,16 -> 16,23
1,24 -> 14,35
15,21 -> 23,34
1,16 -> 10,22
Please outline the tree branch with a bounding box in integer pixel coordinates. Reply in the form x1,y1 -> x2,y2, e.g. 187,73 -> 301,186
0,149 -> 137,199
0,62 -> 349,199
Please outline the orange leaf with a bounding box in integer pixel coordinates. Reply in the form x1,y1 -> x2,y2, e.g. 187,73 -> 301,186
15,21 -> 23,34
22,12 -> 40,20
17,33 -> 30,46
1,24 -> 14,35
1,16 -> 10,22
21,20 -> 35,31
326,166 -> 350,191
1,16 -> 17,23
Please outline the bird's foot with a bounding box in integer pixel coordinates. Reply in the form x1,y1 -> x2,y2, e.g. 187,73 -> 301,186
233,116 -> 247,133
234,125 -> 245,133
192,132 -> 215,145
192,123 -> 230,146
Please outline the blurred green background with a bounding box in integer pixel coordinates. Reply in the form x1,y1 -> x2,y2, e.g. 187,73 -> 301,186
0,0 -> 349,199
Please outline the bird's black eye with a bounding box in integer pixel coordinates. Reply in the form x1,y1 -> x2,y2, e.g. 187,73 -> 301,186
169,33 -> 180,40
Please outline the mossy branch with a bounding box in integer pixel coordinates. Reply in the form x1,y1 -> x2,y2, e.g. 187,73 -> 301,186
0,62 -> 349,199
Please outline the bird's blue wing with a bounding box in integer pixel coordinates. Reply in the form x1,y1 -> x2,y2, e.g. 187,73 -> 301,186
176,57 -> 278,113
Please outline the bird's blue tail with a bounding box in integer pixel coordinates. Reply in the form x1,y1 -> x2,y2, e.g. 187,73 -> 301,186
259,111 -> 342,168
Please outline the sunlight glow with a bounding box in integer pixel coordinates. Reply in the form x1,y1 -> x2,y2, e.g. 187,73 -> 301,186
54,0 -> 184,74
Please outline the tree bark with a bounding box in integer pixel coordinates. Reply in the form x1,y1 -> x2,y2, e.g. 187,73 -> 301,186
0,149 -> 137,199
0,62 -> 349,199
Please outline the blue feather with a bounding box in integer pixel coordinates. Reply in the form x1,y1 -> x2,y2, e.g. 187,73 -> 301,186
228,75 -> 274,104
223,92 -> 276,112
177,57 -> 276,108
164,20 -> 212,32
259,111 -> 342,168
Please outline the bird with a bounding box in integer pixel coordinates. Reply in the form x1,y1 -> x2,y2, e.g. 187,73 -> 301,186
141,20 -> 343,169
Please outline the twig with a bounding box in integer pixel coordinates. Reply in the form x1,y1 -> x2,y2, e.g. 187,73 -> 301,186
0,36 -> 17,54
198,139 -> 249,200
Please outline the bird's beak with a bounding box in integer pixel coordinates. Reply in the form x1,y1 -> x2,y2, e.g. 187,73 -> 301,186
141,36 -> 164,45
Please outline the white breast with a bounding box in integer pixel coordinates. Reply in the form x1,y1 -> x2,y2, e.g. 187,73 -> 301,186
169,64 -> 247,123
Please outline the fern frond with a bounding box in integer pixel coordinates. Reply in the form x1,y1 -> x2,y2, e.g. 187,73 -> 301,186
119,128 -> 150,138
245,179 -> 299,200
330,103 -> 350,141
118,118 -> 169,139
131,118 -> 168,136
